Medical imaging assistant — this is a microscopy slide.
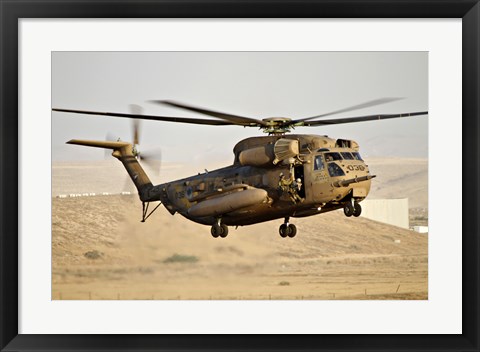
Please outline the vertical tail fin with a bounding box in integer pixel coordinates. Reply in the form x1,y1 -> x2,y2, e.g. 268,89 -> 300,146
67,139 -> 153,200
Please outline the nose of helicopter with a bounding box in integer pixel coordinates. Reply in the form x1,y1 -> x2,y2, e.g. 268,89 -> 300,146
333,160 -> 374,198
325,157 -> 373,198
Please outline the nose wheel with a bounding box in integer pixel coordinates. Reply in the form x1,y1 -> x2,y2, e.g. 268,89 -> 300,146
344,203 -> 354,217
353,202 -> 362,217
344,201 -> 362,217
279,217 -> 297,238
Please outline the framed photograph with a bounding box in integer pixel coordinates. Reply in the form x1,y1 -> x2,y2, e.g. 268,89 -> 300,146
51,50 -> 430,302
1,0 -> 478,351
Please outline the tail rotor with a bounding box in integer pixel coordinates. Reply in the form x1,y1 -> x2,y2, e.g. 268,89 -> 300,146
104,104 -> 162,174
128,104 -> 161,177
101,104 -> 162,195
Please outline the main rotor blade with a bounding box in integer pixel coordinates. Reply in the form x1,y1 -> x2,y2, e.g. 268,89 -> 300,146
298,111 -> 428,126
52,108 -> 235,126
150,100 -> 267,126
294,98 -> 405,123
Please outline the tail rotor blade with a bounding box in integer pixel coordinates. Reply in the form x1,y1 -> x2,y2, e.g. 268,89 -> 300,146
104,132 -> 118,159
129,104 -> 143,145
139,149 -> 162,176
105,132 -> 118,141
127,104 -> 161,177
132,120 -> 140,145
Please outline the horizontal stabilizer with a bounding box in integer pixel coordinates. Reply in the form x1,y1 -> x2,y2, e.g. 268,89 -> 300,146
66,138 -> 154,201
67,139 -> 130,149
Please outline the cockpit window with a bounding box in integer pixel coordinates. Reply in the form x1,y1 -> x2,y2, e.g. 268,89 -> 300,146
341,152 -> 354,160
314,155 -> 324,171
324,152 -> 342,162
328,163 -> 345,177
352,152 -> 363,161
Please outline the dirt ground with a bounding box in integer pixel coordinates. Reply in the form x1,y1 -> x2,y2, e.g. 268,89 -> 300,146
52,194 -> 428,300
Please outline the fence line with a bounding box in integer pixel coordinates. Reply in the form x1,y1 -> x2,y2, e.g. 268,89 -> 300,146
52,284 -> 423,301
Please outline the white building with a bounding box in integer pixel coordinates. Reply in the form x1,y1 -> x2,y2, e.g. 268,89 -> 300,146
413,225 -> 429,233
360,198 -> 409,229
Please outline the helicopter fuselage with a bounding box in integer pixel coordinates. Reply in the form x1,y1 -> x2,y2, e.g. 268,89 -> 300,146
145,134 -> 373,226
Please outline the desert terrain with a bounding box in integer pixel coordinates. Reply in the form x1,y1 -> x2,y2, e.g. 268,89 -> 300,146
52,158 -> 428,300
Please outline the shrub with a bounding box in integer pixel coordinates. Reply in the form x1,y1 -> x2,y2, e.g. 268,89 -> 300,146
163,254 -> 199,264
84,250 -> 103,260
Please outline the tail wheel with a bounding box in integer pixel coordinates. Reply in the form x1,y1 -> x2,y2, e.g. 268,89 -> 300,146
344,203 -> 354,217
287,224 -> 297,238
353,202 -> 362,217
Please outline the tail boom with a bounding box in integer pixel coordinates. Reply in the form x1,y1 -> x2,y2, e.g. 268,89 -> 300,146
67,139 -> 153,200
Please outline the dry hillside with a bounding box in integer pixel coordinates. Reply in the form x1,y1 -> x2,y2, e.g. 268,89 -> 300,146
367,157 -> 428,209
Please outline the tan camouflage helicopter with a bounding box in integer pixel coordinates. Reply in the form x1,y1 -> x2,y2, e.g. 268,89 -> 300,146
53,99 -> 427,238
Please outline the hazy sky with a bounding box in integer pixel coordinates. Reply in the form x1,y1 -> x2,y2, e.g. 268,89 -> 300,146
52,52 -> 428,164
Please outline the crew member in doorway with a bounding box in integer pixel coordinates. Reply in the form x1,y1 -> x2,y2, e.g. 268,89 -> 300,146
278,172 -> 303,204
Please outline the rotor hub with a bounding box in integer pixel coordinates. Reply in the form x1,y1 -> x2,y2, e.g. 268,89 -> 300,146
262,117 -> 292,125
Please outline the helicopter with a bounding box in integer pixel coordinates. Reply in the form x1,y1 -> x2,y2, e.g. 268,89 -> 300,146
52,99 -> 428,238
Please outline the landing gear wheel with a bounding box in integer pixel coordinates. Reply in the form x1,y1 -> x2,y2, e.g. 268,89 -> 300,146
353,202 -> 362,217
211,225 -> 220,238
279,224 -> 288,238
220,224 -> 229,238
211,223 -> 228,238
344,203 -> 354,217
287,224 -> 297,238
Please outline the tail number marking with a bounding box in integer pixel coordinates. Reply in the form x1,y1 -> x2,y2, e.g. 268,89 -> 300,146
347,165 -> 365,171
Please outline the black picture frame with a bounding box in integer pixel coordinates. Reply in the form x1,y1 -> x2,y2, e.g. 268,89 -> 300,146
1,1 -> 478,351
